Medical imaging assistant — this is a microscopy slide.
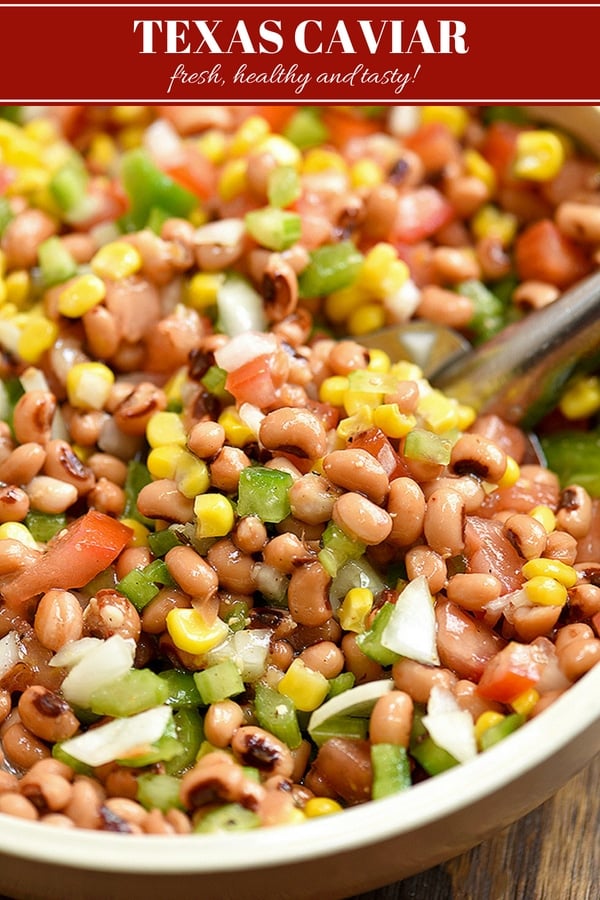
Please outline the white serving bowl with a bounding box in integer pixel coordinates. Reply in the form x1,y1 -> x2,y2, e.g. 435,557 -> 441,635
0,106 -> 599,900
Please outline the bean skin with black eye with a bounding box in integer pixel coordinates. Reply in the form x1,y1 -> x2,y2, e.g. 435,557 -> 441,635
259,407 -> 327,461
323,448 -> 389,506
17,686 -> 79,744
450,433 -> 507,484
556,484 -> 593,539
231,726 -> 294,779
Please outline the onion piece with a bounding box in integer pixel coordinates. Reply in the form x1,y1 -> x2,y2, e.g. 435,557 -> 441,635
308,679 -> 395,737
49,637 -> 103,670
238,402 -> 266,438
194,218 -> 245,248
214,331 -> 277,372
60,635 -> 136,708
143,118 -> 185,168
0,632 -> 20,680
60,706 -> 173,767
216,275 -> 268,337
380,575 -> 440,666
205,629 -> 271,682
422,686 -> 477,764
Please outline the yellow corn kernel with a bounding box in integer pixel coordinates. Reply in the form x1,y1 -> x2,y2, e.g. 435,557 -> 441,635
218,158 -> 248,202
350,158 -> 383,189
23,116 -> 58,146
372,404 -> 416,439
87,133 -> 118,171
0,250 -> 5,280
119,126 -> 145,150
194,493 -> 235,538
474,711 -> 505,747
91,241 -> 142,280
112,105 -> 149,125
463,148 -> 496,194
343,389 -> 382,416
17,315 -> 58,364
0,279 -> 8,308
166,608 -> 229,655
319,375 -> 349,407
218,406 -> 255,447
521,558 -> 578,588
66,361 -> 115,411
58,273 -> 106,318
196,130 -> 227,165
302,147 -> 347,175
366,348 -> 391,374
4,270 -> 30,307
358,242 -> 397,288
324,285 -> 364,324
471,204 -> 518,246
256,134 -> 302,169
304,797 -> 343,817
421,105 -> 469,138
277,658 -> 330,712
338,587 -> 374,633
523,575 -> 568,607
347,302 -> 386,336
390,360 -> 423,382
455,403 -> 477,431
529,505 -> 556,533
146,411 -> 187,449
9,166 -> 50,197
497,455 -> 520,489
513,130 -> 565,181
0,522 -> 38,549
417,390 -> 458,434
186,272 -> 225,310
163,366 -> 188,409
147,444 -> 187,480
229,115 -> 270,156
559,375 -> 600,420
119,517 -> 150,548
336,406 -> 374,441
0,120 -> 41,167
510,687 -> 540,717
175,452 -> 210,499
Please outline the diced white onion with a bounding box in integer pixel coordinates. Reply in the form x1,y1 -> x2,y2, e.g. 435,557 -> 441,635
50,637 -> 103,670
214,330 -> 277,371
194,218 -> 246,247
380,575 -> 440,666
205,629 -> 271,682
383,279 -> 421,323
216,276 -> 269,339
308,679 -> 395,736
388,106 -> 421,137
60,705 -> 173,767
143,118 -> 185,168
60,635 -> 136,708
252,562 -> 288,604
0,632 -> 20,680
422,686 -> 477,764
238,402 -> 265,437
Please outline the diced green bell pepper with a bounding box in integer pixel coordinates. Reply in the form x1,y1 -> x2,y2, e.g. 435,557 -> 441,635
137,773 -> 184,812
298,240 -> 363,298
89,669 -> 170,717
119,148 -> 198,231
245,207 -> 302,251
371,743 -> 411,799
236,465 -> 293,524
194,802 -> 261,833
194,659 -> 245,705
355,602 -> 400,666
254,681 -> 303,749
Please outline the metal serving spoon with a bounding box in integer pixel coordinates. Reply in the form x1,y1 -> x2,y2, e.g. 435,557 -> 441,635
360,268 -> 600,430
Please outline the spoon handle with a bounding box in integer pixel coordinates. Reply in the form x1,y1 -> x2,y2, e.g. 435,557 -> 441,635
431,269 -> 600,427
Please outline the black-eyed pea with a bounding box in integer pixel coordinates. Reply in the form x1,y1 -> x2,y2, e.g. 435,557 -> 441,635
206,539 -> 255,595
446,573 -> 502,612
450,433 -> 507,483
423,487 -> 465,557
543,530 -> 578,564
83,590 -> 141,642
332,492 -> 392,545
287,561 -> 332,627
136,478 -> 195,523
503,513 -> 548,559
17,686 -> 79,744
165,545 -> 219,602
299,641 -> 345,679
19,771 -> 73,813
43,439 -> 95,496
288,472 -> 340,525
209,447 -> 251,493
323,449 -> 389,506
262,533 -> 314,574
405,545 -> 447,595
25,475 -> 78,514
64,777 -> 105,830
369,690 -> 414,747
232,516 -> 268,554
0,792 -> 39,821
558,637 -> 600,682
511,605 -> 562,642
0,690 -> 11,727
0,485 -> 29,523
203,700 -> 245,748
141,587 -> 191,635
12,391 -> 57,447
2,722 -> 51,770
86,478 -> 126,517
187,421 -> 226,459
231,725 -> 294,779
0,442 -> 47,485
392,658 -> 458,704
341,633 -> 385,685
259,407 -> 327,461
556,485 -> 593,540
387,477 -> 425,547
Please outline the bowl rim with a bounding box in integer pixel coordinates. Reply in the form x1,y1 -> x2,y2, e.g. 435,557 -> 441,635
0,660 -> 598,876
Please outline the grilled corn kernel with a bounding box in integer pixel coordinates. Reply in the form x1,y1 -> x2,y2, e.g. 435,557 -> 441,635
497,455 -> 520,489
166,608 -> 230,655
474,711 -> 505,747
66,361 -> 115,411
58,273 -> 106,318
324,286 -> 364,324
17,316 -> 58,364
513,130 -> 565,181
91,241 -> 142,280
277,658 -> 330,712
302,148 -> 347,175
373,404 -> 416,439
194,493 -> 235,538
319,375 -> 349,407
218,158 -> 248,202
524,575 -> 568,607
530,505 -> 556,533
350,158 -> 383,189
338,587 -> 374,633
229,116 -> 270,156
366,348 -> 391,374
186,272 -> 225,310
0,522 -> 38,549
175,452 -> 210,499
4,270 -> 30,307
522,558 -> 578,588
421,105 -> 469,138
218,406 -> 255,447
510,687 -> 540,717
463,148 -> 497,194
559,375 -> 600,420
147,444 -> 186,480
347,302 -> 386,336
304,797 -> 343,817
146,411 -> 187,449
471,204 -> 518,246
119,517 -> 150,547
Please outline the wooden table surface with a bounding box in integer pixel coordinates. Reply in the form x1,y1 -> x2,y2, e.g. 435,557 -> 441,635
350,753 -> 600,900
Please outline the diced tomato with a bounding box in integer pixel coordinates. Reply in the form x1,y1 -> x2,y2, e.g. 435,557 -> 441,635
348,427 -> 410,480
464,516 -> 524,593
247,106 -> 296,131
404,122 -> 460,174
72,177 -> 129,230
0,164 -> 15,194
477,640 -> 544,702
164,145 -> 216,201
435,600 -> 506,681
224,354 -> 278,408
320,108 -> 382,148
305,399 -> 340,432
480,120 -> 522,184
1,510 -> 133,608
480,468 -> 560,518
515,219 -> 592,289
392,186 -> 454,245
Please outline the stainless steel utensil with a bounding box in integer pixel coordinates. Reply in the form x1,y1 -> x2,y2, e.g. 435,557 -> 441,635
360,268 -> 600,429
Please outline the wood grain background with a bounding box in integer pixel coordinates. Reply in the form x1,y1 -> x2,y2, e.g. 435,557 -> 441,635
350,753 -> 600,900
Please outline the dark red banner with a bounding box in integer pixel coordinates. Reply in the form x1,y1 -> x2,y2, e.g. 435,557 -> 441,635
0,4 -> 599,103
